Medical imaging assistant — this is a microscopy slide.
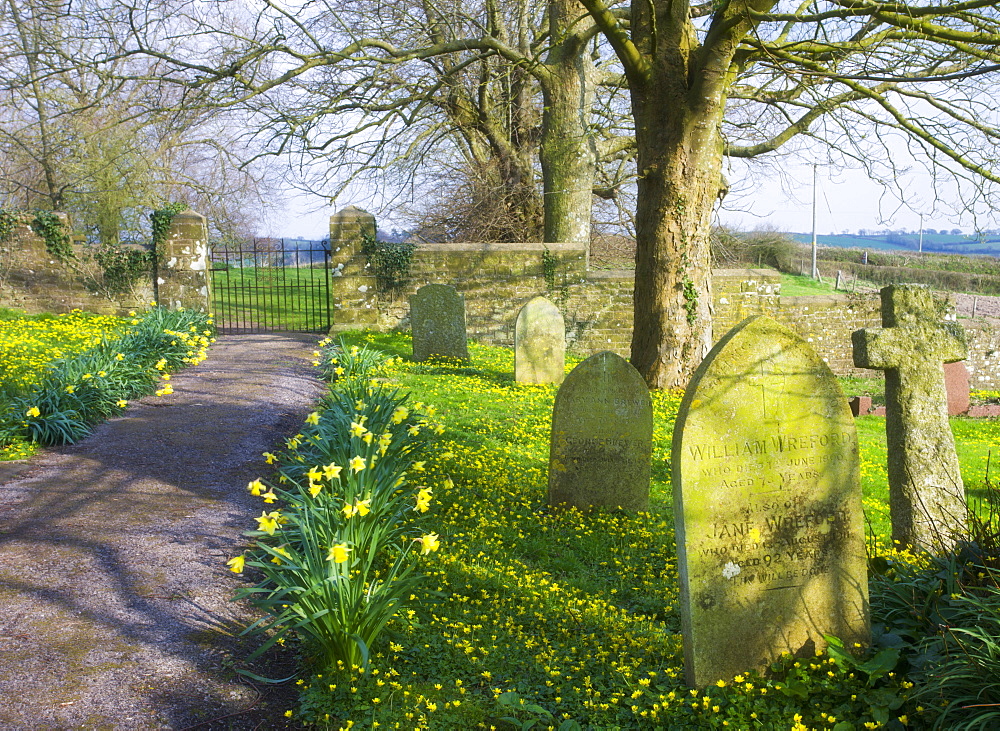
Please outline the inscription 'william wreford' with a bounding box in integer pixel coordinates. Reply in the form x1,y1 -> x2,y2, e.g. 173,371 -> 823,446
688,432 -> 855,461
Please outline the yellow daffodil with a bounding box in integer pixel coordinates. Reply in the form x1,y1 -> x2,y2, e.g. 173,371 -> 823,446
247,479 -> 266,496
350,346 -> 360,356
115,353 -> 125,361
391,406 -> 409,424
308,482 -> 322,498
349,421 -> 367,437
25,406 -> 40,418
363,432 -> 374,444
262,490 -> 278,504
263,452 -> 277,464
323,462 -> 343,480
155,358 -> 167,370
416,533 -> 440,554
226,555 -> 245,573
305,411 -> 321,425
412,461 -> 426,472
334,366 -> 345,376
415,487 -> 432,513
408,425 -> 420,436
349,455 -> 366,473
255,511 -> 281,535
271,546 -> 292,565
355,399 -> 365,410
327,543 -> 350,563
443,477 -> 454,490
116,400 -> 128,408
65,385 -> 75,394
306,466 -> 323,483
343,499 -> 372,518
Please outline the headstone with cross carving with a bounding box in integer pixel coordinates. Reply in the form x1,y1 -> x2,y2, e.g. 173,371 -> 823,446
673,315 -> 868,686
853,284 -> 968,552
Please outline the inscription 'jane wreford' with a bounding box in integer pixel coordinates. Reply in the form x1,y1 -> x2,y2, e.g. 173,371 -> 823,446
672,315 -> 869,687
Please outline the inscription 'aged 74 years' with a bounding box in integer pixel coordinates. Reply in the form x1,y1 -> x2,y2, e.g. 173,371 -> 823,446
673,315 -> 869,687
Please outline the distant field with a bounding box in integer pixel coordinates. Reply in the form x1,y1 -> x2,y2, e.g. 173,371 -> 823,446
210,266 -> 331,332
787,232 -> 1000,257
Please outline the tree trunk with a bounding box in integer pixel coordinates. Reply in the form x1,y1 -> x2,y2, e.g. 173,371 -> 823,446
539,0 -> 597,245
628,5 -> 729,389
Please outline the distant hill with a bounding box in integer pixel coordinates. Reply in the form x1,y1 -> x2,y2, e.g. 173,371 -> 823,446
786,232 -> 1000,257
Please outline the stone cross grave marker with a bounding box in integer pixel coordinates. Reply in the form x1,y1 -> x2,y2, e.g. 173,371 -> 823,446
673,315 -> 868,687
548,351 -> 652,511
853,284 -> 968,552
410,284 -> 470,362
515,296 -> 565,385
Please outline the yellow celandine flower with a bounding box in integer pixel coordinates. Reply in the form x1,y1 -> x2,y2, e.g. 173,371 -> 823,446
256,511 -> 281,535
349,456 -> 366,473
263,452 -> 277,464
25,406 -> 40,418
305,411 -> 320,425
226,555 -> 245,573
391,406 -> 409,424
323,462 -> 343,480
247,479 -> 266,496
415,487 -> 432,513
327,543 -> 350,563
349,421 -> 367,437
416,533 -> 440,554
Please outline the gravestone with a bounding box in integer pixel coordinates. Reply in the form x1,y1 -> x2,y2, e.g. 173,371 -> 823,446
515,296 -> 565,385
548,351 -> 651,511
410,284 -> 470,362
853,284 -> 968,552
673,315 -> 868,687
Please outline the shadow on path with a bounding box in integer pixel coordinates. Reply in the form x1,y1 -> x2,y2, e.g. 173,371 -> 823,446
0,333 -> 326,729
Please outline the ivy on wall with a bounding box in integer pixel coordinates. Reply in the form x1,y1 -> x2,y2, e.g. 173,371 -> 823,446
361,232 -> 416,293
30,211 -> 75,263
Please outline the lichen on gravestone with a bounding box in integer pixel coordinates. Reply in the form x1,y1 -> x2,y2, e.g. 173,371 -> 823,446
515,296 -> 565,385
673,315 -> 869,687
409,284 -> 470,362
548,351 -> 651,511
853,284 -> 968,552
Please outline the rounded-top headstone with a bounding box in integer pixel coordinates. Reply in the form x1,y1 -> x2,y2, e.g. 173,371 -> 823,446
410,284 -> 470,362
673,314 -> 868,687
548,351 -> 652,511
515,296 -> 565,385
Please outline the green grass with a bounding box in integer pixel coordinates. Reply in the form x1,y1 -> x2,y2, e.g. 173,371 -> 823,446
268,331 -> 1000,729
210,266 -> 331,331
779,272 -> 847,296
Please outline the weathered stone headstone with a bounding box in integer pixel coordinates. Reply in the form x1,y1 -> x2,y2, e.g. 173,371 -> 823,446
853,284 -> 968,552
673,315 -> 868,687
515,296 -> 565,385
548,351 -> 651,511
410,284 -> 470,361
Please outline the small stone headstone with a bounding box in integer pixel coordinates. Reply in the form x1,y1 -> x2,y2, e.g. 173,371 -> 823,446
410,284 -> 469,362
674,315 -> 868,687
944,361 -> 970,416
515,296 -> 565,385
548,352 -> 651,511
853,284 -> 968,552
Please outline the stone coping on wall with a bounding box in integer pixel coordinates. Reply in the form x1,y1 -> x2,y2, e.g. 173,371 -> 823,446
713,268 -> 780,279
414,241 -> 588,253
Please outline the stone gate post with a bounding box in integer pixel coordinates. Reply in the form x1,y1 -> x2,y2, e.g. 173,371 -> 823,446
158,210 -> 212,313
329,206 -> 379,332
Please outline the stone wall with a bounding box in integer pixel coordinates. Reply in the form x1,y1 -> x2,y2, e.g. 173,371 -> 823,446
0,211 -> 210,316
327,210 -> 1000,386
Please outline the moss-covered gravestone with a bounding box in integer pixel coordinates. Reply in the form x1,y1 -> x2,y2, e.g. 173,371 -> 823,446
853,284 -> 968,552
548,351 -> 651,510
410,284 -> 470,362
673,315 -> 868,687
515,296 -> 565,385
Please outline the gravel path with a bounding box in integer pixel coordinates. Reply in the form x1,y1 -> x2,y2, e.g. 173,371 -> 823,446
0,333 -> 327,729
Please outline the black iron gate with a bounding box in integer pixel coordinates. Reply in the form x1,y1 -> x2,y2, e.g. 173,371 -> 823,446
209,238 -> 332,333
